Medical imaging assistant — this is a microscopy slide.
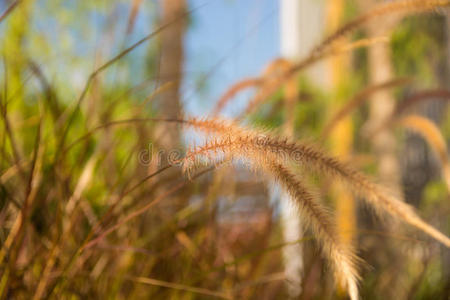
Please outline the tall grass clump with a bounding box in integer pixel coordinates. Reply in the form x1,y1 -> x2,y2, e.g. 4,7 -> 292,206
1,0 -> 450,299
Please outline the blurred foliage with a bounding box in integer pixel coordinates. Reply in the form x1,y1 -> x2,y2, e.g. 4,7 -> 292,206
0,1 -> 449,299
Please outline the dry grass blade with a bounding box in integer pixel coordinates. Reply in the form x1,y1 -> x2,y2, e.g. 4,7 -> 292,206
0,118 -> 44,292
63,117 -> 186,155
126,0 -> 143,35
29,61 -> 61,119
321,77 -> 412,139
232,272 -> 286,293
137,81 -> 176,109
65,156 -> 97,219
397,115 -> 450,192
0,160 -> 29,184
0,98 -> 27,182
0,0 -> 20,24
125,276 -> 232,299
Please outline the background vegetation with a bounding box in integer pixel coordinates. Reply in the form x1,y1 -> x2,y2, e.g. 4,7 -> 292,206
0,0 -> 450,299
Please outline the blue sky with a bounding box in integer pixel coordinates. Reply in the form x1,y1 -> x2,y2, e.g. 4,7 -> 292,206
183,0 -> 280,116
0,0 -> 280,114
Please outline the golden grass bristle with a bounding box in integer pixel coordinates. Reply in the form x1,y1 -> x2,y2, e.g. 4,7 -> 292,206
212,78 -> 262,115
182,135 -> 360,300
395,89 -> 450,115
241,58 -> 292,117
333,36 -> 389,53
367,89 -> 450,138
242,37 -> 389,117
321,77 -> 412,139
312,0 -> 450,57
183,117 -> 249,138
290,36 -> 390,76
214,36 -> 388,120
397,115 -> 450,192
266,163 -> 360,300
183,117 -> 450,248
212,58 -> 292,116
